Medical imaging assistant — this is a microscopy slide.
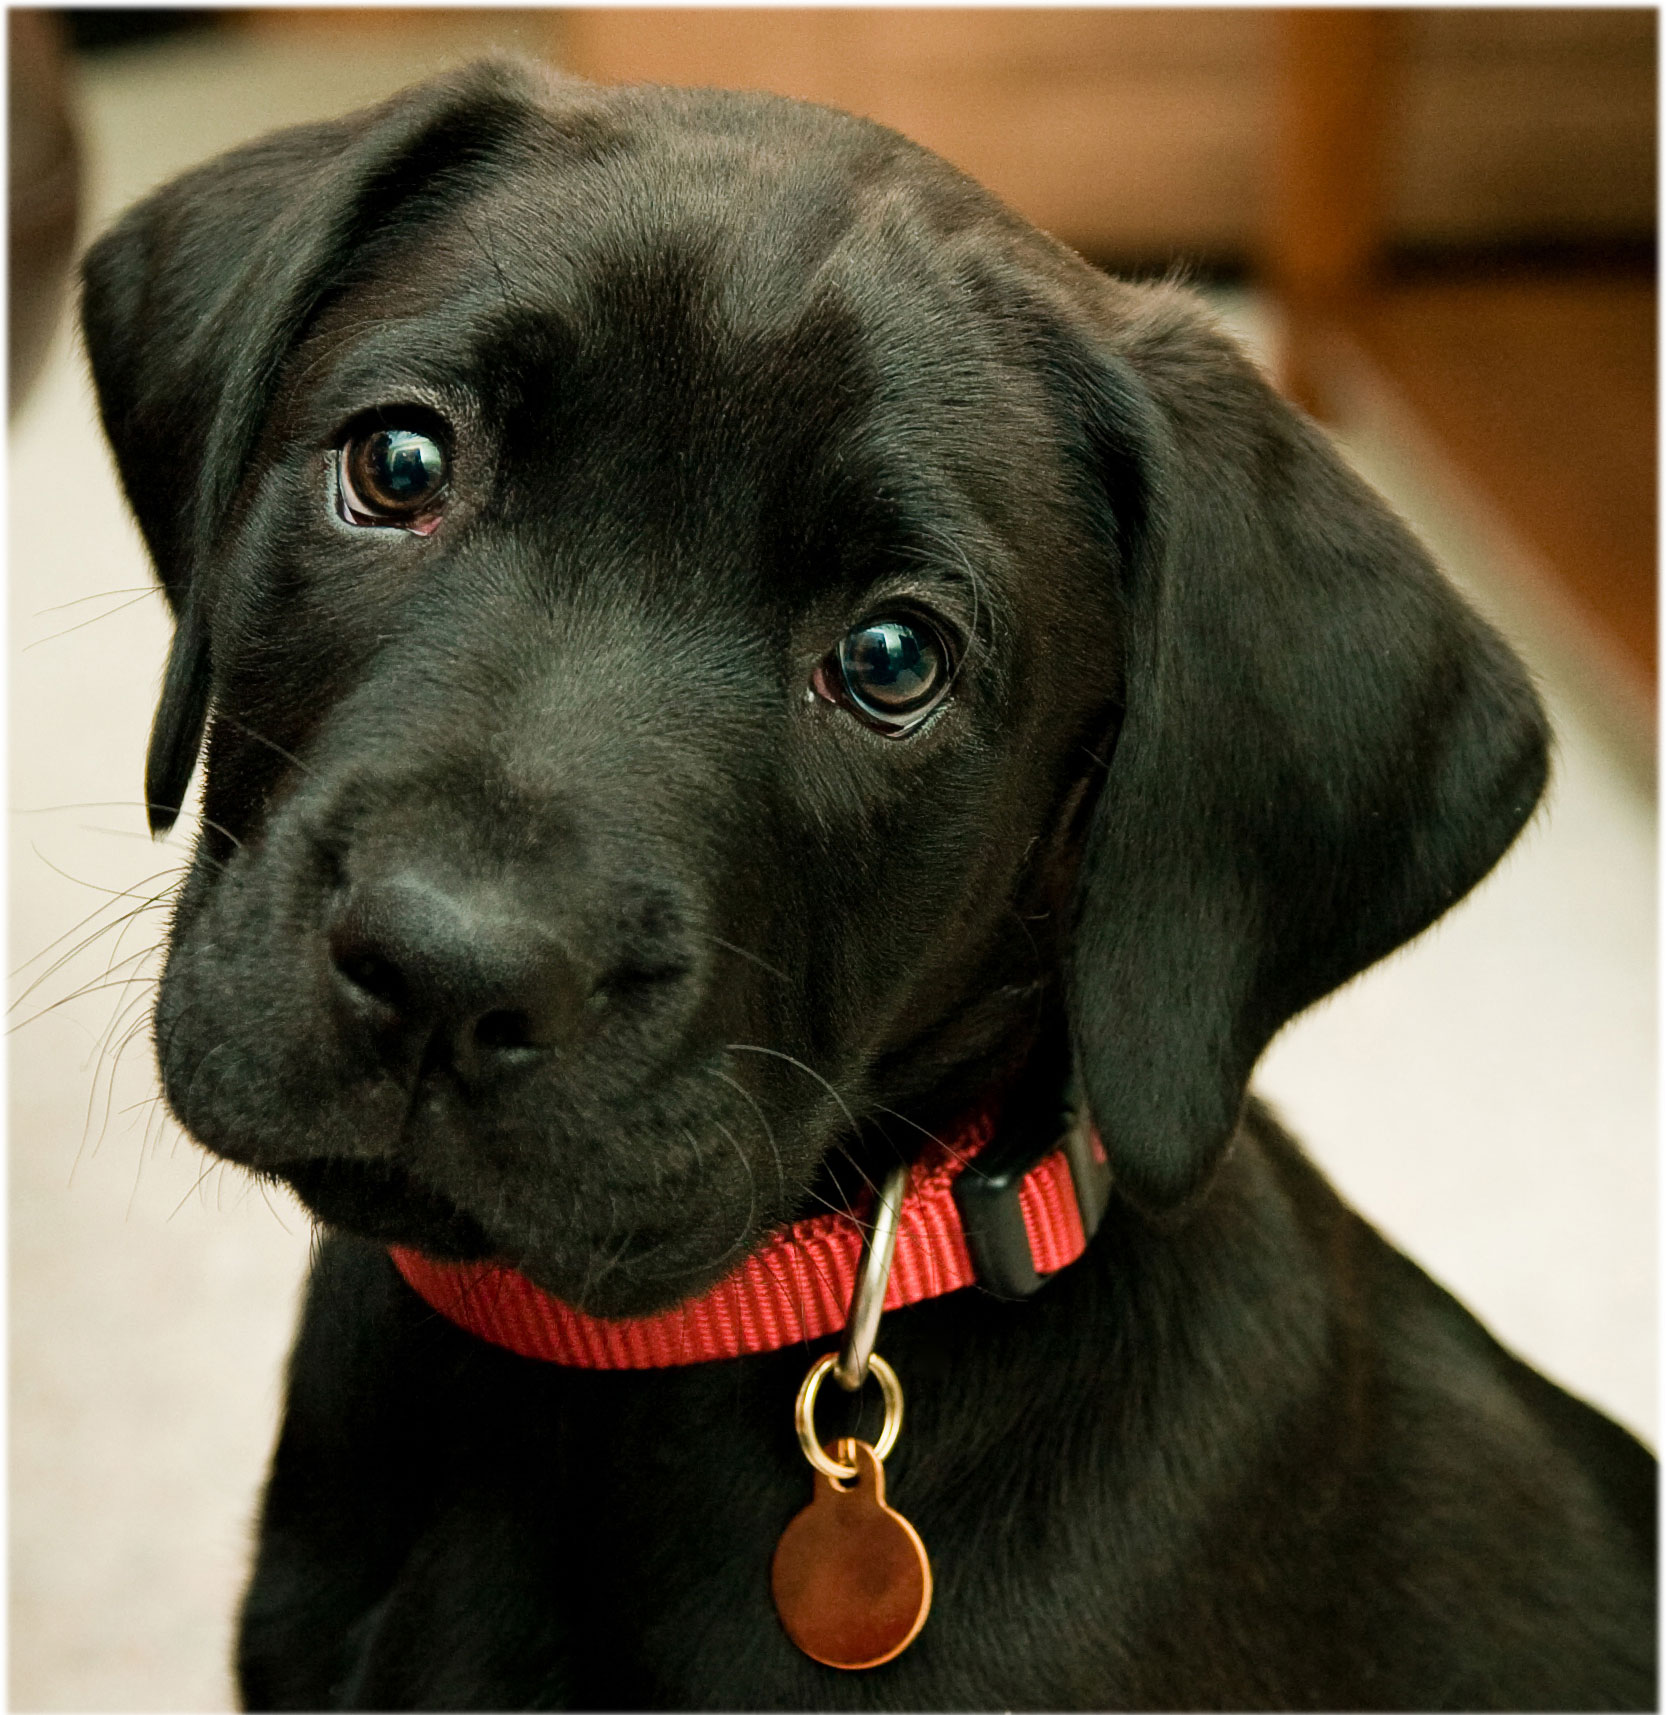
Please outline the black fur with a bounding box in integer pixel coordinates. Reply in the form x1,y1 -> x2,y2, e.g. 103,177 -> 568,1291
80,59 -> 1652,1710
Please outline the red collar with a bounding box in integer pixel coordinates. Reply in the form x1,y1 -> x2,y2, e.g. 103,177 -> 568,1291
390,1107 -> 1109,1368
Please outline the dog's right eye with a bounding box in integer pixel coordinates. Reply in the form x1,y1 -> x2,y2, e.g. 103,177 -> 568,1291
337,428 -> 449,533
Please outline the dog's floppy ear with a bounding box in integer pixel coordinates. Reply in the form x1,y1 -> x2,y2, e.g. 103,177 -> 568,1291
79,58 -> 544,832
1061,287 -> 1548,1214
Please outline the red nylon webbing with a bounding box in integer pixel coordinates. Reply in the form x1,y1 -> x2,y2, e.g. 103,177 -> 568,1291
390,1110 -> 1096,1367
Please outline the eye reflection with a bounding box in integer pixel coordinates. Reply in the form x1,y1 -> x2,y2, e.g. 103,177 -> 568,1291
833,616 -> 952,732
337,427 -> 448,529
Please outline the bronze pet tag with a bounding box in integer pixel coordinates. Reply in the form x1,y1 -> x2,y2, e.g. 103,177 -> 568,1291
771,1165 -> 933,1669
772,1430 -> 931,1669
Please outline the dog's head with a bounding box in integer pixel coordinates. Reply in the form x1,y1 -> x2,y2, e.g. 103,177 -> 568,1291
82,60 -> 1546,1315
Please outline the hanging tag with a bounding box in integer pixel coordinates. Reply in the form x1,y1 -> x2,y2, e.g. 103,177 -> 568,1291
771,1437 -> 932,1670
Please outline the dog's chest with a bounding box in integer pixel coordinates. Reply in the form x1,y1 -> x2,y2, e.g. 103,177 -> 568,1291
319,1295 -> 1141,1710
344,1466 -> 1128,1712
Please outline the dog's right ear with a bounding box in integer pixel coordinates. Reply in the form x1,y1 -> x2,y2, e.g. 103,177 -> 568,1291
79,58 -> 545,833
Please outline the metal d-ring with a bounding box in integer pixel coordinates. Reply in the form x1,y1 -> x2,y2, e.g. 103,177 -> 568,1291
790,1160 -> 910,1483
833,1161 -> 909,1392
795,1350 -> 904,1481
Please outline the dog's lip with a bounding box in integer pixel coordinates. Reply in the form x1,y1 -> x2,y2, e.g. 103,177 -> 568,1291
268,1155 -> 495,1259
266,1154 -> 741,1306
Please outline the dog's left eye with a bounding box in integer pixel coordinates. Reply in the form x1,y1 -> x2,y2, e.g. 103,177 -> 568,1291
336,427 -> 449,532
814,615 -> 954,734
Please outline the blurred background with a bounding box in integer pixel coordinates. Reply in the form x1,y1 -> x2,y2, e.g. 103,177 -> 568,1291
9,9 -> 1655,1709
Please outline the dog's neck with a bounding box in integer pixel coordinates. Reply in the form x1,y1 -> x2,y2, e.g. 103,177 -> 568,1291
814,1001 -> 1074,1213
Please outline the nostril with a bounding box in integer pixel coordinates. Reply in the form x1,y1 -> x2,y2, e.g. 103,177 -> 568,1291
326,880 -> 579,1065
473,1008 -> 539,1053
331,937 -> 411,1015
323,866 -> 670,1073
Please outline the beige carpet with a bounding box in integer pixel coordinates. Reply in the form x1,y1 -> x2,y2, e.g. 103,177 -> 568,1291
9,27 -> 1655,1713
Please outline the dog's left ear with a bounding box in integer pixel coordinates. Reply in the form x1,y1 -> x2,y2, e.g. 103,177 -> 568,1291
79,57 -> 546,831
1058,284 -> 1549,1216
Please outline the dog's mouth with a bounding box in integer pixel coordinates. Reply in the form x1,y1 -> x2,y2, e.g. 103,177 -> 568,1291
265,1152 -> 765,1314
269,1157 -> 496,1261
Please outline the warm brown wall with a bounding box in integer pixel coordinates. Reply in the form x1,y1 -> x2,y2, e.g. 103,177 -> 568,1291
1392,10 -> 1655,249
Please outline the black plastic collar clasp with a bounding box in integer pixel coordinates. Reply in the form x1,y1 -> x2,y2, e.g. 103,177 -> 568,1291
952,1107 -> 1113,1300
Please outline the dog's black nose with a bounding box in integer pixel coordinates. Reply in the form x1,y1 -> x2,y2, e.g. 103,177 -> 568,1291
328,870 -> 591,1072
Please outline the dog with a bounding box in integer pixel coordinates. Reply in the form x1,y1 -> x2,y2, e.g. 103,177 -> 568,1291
81,58 -> 1654,1710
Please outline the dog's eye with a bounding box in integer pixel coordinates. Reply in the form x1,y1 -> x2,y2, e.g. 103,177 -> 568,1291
337,428 -> 449,531
822,616 -> 954,733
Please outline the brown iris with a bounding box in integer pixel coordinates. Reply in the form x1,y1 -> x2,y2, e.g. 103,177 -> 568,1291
337,427 -> 448,530
834,617 -> 952,732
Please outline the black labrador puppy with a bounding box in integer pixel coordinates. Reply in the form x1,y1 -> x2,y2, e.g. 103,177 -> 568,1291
81,59 -> 1654,1711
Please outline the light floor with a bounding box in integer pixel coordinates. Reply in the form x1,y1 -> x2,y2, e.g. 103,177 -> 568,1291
9,29 -> 1656,1713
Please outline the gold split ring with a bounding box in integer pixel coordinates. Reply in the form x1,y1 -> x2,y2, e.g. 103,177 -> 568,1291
794,1351 -> 903,1481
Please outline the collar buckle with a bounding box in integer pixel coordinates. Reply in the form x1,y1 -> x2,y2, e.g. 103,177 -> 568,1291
951,1106 -> 1112,1300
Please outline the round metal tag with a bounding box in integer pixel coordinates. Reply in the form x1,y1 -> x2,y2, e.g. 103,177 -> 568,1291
771,1438 -> 932,1670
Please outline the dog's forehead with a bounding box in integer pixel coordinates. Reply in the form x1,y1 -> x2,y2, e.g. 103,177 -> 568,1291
503,82 -> 1017,314
335,82 -> 1050,423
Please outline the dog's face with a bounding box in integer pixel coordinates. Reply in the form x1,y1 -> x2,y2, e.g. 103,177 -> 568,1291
83,63 -> 1547,1316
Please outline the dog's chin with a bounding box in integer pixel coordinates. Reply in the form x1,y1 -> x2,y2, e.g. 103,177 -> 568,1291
269,1156 -> 756,1320
270,1157 -> 497,1259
